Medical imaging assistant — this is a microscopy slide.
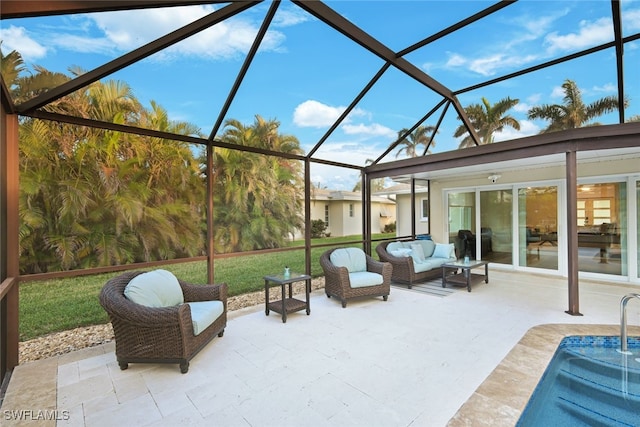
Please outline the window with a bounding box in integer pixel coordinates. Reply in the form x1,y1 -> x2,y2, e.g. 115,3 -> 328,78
578,199 -> 611,226
349,203 -> 354,217
420,198 -> 429,221
324,205 -> 329,226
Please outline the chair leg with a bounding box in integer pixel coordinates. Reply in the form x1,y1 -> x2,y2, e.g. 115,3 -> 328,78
118,361 -> 128,371
218,329 -> 224,337
341,300 -> 347,308
383,295 -> 388,301
180,361 -> 189,374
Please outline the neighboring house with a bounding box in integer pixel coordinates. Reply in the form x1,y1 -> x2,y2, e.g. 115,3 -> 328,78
297,189 -> 396,239
374,183 -> 430,238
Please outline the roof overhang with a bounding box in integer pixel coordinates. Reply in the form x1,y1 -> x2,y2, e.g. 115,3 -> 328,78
366,123 -> 640,182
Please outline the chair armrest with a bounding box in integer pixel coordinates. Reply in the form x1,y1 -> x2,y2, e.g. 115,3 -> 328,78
103,299 -> 186,327
180,281 -> 227,303
366,256 -> 386,274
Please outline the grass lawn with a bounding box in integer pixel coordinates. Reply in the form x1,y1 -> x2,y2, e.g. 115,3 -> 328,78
19,234 -> 392,341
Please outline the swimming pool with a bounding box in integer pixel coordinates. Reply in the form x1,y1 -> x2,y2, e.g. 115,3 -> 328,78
516,335 -> 640,426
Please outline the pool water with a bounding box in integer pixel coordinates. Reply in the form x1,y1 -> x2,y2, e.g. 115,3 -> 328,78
517,336 -> 640,426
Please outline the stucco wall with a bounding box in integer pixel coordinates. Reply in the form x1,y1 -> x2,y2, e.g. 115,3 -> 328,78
395,193 -> 430,238
426,157 -> 638,244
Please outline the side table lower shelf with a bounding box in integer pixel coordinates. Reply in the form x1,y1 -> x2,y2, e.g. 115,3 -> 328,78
441,261 -> 489,292
444,273 -> 487,291
267,298 -> 309,318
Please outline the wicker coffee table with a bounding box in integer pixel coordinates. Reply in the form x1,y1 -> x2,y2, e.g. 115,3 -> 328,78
264,272 -> 312,323
441,260 -> 489,292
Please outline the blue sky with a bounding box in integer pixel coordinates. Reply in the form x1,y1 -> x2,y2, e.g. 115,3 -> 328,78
2,1 -> 640,190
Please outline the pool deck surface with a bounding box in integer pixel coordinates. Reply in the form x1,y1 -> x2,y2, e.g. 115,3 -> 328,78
3,270 -> 640,426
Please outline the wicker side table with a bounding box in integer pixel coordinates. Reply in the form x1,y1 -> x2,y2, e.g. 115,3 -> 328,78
264,272 -> 312,323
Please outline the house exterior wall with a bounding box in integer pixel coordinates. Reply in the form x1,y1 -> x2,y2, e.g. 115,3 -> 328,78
302,195 -> 396,239
425,157 -> 639,242
371,201 -> 395,233
395,193 -> 430,238
400,156 -> 639,283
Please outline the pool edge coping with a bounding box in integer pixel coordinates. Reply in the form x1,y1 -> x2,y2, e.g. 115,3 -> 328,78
446,323 -> 640,427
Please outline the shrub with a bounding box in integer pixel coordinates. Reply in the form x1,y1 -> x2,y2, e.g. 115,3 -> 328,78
310,219 -> 328,238
383,221 -> 396,233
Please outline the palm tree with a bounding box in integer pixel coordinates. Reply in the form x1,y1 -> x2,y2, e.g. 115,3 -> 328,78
454,97 -> 520,148
7,47 -> 207,272
395,125 -> 436,158
213,115 -> 304,253
352,158 -> 386,192
527,79 -> 622,133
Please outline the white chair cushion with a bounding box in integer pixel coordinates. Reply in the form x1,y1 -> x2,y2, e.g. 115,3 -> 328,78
124,269 -> 184,308
187,300 -> 224,336
348,271 -> 383,288
330,247 -> 367,273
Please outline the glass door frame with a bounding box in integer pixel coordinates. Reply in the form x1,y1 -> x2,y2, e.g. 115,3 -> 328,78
513,179 -> 564,275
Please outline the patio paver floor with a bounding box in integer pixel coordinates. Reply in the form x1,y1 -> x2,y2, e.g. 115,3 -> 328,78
3,270 -> 640,426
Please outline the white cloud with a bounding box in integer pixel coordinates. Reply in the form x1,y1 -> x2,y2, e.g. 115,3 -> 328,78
50,33 -> 115,55
493,119 -> 540,142
90,6 -> 214,50
544,17 -> 613,53
341,123 -> 396,139
273,7 -> 311,27
551,86 -> 565,99
310,167 -> 359,191
513,103 -> 531,113
468,53 -> 539,77
293,100 -> 346,127
445,50 -> 538,77
86,6 -> 286,60
445,53 -> 466,67
513,93 -> 543,113
527,93 -> 542,104
0,25 -> 47,61
590,83 -> 617,94
623,9 -> 640,32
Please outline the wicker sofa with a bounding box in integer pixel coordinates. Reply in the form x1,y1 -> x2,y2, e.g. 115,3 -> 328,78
99,270 -> 227,373
320,247 -> 392,308
376,239 -> 456,288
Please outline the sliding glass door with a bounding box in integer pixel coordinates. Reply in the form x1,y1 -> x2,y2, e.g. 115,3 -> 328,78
518,186 -> 558,270
577,182 -> 626,276
480,190 -> 513,264
448,192 -> 475,259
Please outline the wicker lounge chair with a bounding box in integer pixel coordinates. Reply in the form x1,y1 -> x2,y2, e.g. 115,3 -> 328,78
99,270 -> 227,373
320,247 -> 391,308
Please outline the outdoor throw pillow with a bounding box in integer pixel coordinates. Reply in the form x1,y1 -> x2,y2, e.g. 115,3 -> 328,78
410,243 -> 426,263
432,243 -> 454,259
390,248 -> 412,257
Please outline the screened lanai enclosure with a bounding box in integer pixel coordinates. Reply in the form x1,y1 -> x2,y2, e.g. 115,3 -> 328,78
2,0 -> 640,387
